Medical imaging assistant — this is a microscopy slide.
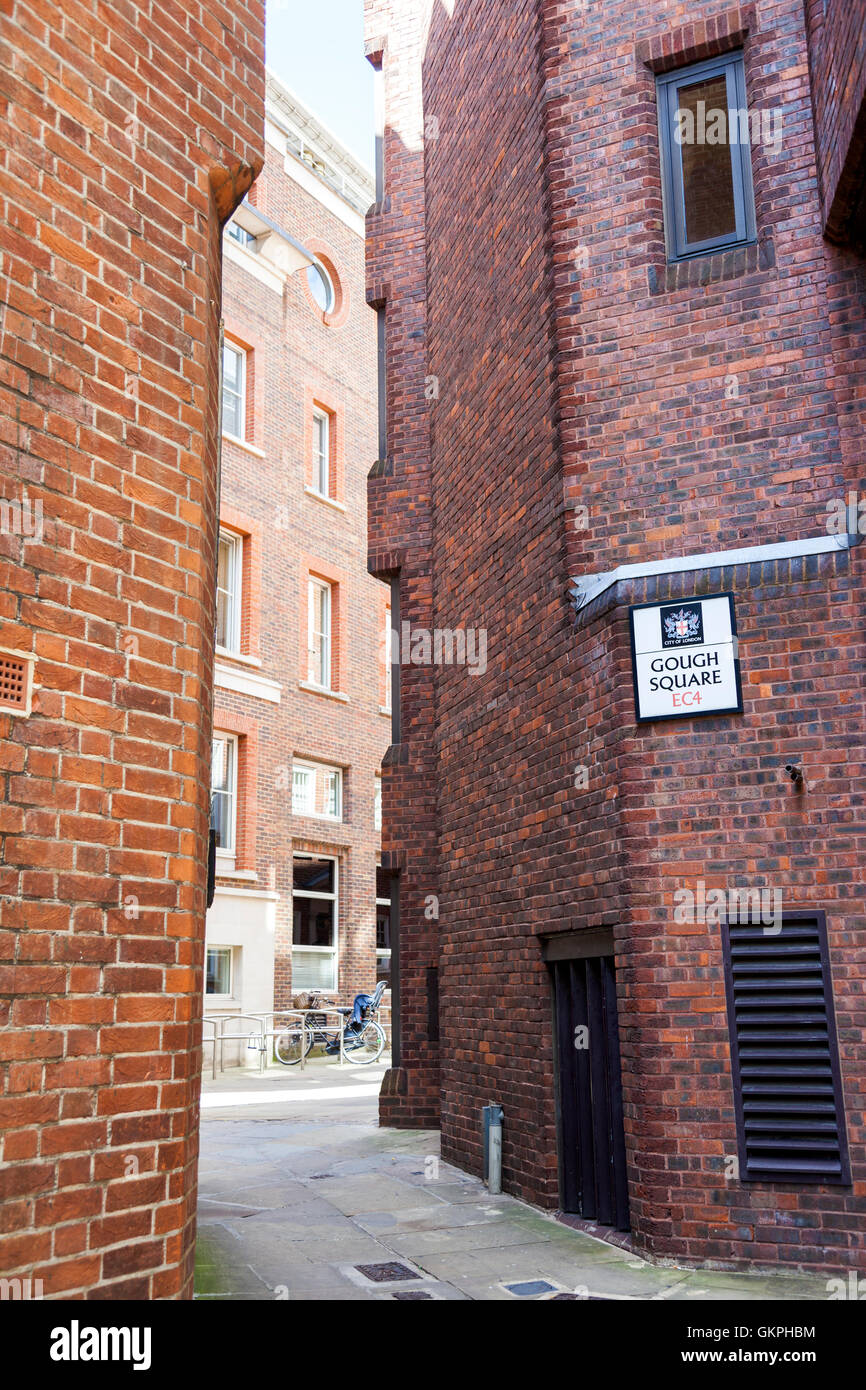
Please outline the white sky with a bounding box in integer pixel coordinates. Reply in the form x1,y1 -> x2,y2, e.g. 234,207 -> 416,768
267,0 -> 376,172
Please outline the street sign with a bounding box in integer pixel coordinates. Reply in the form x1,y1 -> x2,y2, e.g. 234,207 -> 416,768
629,592 -> 742,722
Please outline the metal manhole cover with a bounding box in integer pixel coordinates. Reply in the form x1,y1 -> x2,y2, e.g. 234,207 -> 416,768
355,1261 -> 420,1284
392,1290 -> 433,1300
505,1279 -> 558,1297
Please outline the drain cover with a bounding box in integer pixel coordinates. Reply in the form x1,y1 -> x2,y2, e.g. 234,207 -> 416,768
393,1290 -> 433,1300
355,1262 -> 420,1284
505,1280 -> 558,1297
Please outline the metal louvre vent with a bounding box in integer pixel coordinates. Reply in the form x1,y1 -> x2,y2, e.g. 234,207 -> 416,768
723,912 -> 850,1185
0,650 -> 33,716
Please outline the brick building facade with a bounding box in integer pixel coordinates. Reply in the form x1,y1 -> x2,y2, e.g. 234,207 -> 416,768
207,76 -> 388,1037
0,1 -> 264,1297
368,0 -> 866,1274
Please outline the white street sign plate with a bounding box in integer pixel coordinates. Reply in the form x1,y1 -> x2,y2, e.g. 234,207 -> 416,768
629,592 -> 743,722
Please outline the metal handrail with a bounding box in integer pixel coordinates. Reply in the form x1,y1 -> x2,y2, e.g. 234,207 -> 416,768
201,1017 -> 219,1081
203,1001 -> 392,1076
217,1013 -> 267,1073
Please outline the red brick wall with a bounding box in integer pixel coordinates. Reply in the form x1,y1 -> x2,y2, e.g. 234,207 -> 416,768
363,8 -> 443,1125
805,0 -> 866,245
0,0 -> 264,1298
216,134 -> 387,1010
369,0 -> 866,1272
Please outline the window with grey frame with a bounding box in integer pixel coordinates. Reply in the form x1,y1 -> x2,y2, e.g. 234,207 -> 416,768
657,51 -> 757,262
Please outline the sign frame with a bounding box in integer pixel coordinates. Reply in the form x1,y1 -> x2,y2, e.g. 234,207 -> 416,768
628,590 -> 743,723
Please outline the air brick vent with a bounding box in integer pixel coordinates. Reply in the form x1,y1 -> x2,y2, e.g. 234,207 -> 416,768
722,911 -> 850,1185
0,650 -> 33,717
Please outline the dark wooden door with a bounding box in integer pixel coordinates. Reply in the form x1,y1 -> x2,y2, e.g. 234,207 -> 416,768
553,955 -> 630,1231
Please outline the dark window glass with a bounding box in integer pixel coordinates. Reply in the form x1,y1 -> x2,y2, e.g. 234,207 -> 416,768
657,52 -> 756,262
677,76 -> 737,244
293,858 -> 335,894
376,901 -> 390,952
293,897 -> 335,947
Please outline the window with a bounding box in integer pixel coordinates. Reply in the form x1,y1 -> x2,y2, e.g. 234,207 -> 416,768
216,529 -> 242,653
657,53 -> 756,262
722,910 -> 850,1184
306,261 -> 334,312
210,734 -> 237,858
312,409 -> 330,496
376,867 -> 392,986
292,855 -> 337,991
308,579 -> 332,688
292,760 -> 342,820
222,342 -> 246,439
374,774 -> 382,832
292,764 -> 313,816
206,947 -> 233,996
226,221 -> 256,250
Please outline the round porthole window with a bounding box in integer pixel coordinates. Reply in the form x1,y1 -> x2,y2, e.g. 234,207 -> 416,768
306,261 -> 334,313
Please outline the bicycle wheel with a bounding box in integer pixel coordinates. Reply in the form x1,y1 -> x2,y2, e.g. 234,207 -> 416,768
274,1026 -> 314,1066
343,1020 -> 386,1065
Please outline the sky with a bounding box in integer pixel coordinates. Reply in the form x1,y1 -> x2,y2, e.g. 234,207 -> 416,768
266,0 -> 376,172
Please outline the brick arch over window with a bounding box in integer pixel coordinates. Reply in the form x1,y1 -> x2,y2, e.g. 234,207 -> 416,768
299,236 -> 351,329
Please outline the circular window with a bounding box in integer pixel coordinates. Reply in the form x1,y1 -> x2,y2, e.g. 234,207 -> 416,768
306,261 -> 334,313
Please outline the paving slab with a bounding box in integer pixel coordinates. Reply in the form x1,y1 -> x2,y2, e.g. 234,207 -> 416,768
194,1058 -> 831,1303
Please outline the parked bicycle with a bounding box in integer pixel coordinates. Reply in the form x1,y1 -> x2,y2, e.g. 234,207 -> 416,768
275,982 -> 387,1066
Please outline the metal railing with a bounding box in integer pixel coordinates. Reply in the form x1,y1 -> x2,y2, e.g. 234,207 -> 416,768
202,1000 -> 392,1077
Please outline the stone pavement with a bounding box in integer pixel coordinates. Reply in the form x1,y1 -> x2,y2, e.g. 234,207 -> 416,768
194,1058 -> 829,1302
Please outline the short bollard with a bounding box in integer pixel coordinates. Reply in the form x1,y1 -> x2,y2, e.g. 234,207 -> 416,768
483,1103 -> 504,1195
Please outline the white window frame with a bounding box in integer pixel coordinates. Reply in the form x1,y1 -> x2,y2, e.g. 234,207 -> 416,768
205,945 -> 234,998
222,341 -> 246,441
307,260 -> 335,313
307,578 -> 332,689
292,852 -> 339,993
312,408 -> 330,497
374,774 -> 382,832
216,528 -> 243,654
292,760 -> 342,821
211,732 -> 238,871
376,869 -> 392,977
226,221 -> 256,250
292,763 -> 314,816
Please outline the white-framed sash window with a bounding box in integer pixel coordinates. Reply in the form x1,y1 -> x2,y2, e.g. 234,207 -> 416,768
292,760 -> 342,821
308,579 -> 332,689
222,342 -> 246,440
211,733 -> 238,870
312,408 -> 330,496
216,529 -> 242,653
292,854 -> 338,992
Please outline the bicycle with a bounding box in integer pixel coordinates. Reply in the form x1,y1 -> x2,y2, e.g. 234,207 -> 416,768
275,982 -> 387,1066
